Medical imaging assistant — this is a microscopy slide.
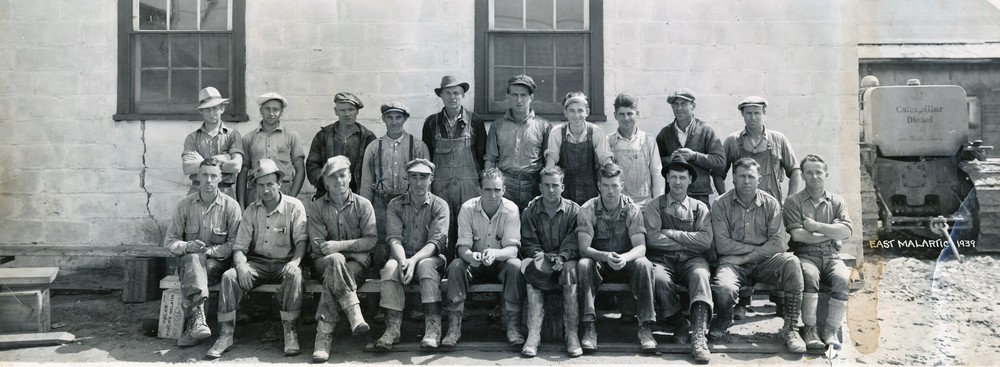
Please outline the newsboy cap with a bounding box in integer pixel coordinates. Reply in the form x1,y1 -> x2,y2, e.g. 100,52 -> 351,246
507,74 -> 537,93
321,156 -> 351,177
256,92 -> 289,108
738,96 -> 768,110
406,159 -> 435,174
380,101 -> 410,118
667,88 -> 696,104
334,92 -> 364,109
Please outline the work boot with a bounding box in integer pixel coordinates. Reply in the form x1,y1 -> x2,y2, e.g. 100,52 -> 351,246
580,321 -> 598,351
344,303 -> 370,336
521,286 -> 544,357
708,307 -> 734,340
421,303 -> 442,348
638,321 -> 657,351
733,304 -> 748,320
312,321 -> 335,362
666,312 -> 691,344
282,319 -> 300,356
178,299 -> 211,347
801,325 -> 824,350
440,311 -> 463,347
780,292 -> 806,353
505,309 -> 525,345
206,319 -> 235,359
822,298 -> 847,348
690,302 -> 711,364
563,286 -> 583,358
374,309 -> 402,350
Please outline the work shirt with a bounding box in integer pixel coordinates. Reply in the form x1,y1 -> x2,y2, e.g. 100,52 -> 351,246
783,190 -> 853,255
711,189 -> 785,264
306,121 -> 378,197
163,191 -> 242,259
456,197 -> 521,253
519,196 -> 580,261
242,122 -> 305,183
485,109 -> 551,174
386,193 -> 450,257
577,195 -> 646,254
359,133 -> 429,201
544,122 -> 612,166
607,127 -> 664,205
655,118 -> 726,196
234,194 -> 308,260
642,194 -> 712,261
306,192 -> 378,256
422,107 -> 488,172
182,123 -> 245,180
722,126 -> 797,202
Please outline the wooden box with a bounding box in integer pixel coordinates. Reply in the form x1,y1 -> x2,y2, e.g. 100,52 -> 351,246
0,267 -> 58,333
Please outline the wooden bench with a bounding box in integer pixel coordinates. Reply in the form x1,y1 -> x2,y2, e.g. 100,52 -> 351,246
0,267 -> 59,333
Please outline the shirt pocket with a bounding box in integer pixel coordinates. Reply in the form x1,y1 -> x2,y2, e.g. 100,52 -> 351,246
665,215 -> 696,232
210,227 -> 228,246
265,225 -> 290,248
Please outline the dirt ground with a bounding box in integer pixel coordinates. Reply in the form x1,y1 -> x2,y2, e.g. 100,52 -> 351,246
1,254 -> 999,366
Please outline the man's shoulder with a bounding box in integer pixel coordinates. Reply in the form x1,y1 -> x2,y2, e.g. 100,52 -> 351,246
460,196 -> 481,210
282,195 -> 307,210
500,198 -> 519,213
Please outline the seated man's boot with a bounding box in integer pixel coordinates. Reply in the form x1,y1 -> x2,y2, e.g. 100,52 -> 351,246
580,321 -> 598,351
521,286 -> 544,357
440,311 -> 463,347
780,292 -> 806,353
375,309 -> 402,350
505,309 -> 525,345
345,303 -> 370,336
206,319 -> 235,359
638,321 -> 657,351
282,319 -> 300,356
563,286 -> 583,357
312,321 -> 335,363
178,298 -> 211,347
421,303 -> 442,348
821,298 -> 847,348
708,306 -> 734,340
690,303 -> 711,364
802,325 -> 824,350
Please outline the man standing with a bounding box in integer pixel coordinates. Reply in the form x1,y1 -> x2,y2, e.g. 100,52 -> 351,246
207,159 -> 307,359
655,88 -> 726,207
374,159 -> 450,350
643,156 -> 713,363
182,87 -> 244,199
722,96 -> 801,203
709,158 -> 806,353
443,168 -> 525,347
783,154 -> 852,350
361,102 -> 429,266
485,74 -> 552,210
519,167 -> 583,358
163,158 -> 242,348
423,76 -> 488,258
608,93 -> 664,206
308,156 -> 377,362
307,92 -> 377,199
239,92 -> 306,206
576,163 -> 657,352
544,91 -> 613,205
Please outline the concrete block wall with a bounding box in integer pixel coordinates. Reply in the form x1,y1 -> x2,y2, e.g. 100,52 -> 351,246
0,0 -> 863,267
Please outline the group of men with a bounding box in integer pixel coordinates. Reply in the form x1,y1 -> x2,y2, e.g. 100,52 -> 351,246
166,74 -> 853,364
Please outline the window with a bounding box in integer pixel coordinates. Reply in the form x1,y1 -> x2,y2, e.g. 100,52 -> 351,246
475,0 -> 604,121
115,0 -> 247,121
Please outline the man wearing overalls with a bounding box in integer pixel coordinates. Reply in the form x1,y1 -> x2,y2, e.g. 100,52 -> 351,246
485,74 -> 552,211
544,91 -> 613,205
182,87 -> 244,199
722,96 -> 802,319
608,93 -> 664,207
576,162 -> 657,352
422,76 -> 487,260
239,92 -> 306,207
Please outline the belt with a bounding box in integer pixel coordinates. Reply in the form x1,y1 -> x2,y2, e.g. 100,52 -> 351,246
500,169 -> 538,180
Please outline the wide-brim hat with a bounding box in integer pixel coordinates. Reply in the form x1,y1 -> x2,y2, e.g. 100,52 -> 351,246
434,75 -> 471,96
251,158 -> 286,183
522,258 -> 556,288
662,154 -> 697,182
196,86 -> 230,110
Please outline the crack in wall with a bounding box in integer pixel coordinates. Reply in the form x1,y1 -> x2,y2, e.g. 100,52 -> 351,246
140,120 -> 163,238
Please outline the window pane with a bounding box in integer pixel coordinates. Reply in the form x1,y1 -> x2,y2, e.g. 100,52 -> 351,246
172,70 -> 199,104
525,67 -> 554,103
201,35 -> 230,68
170,0 -> 198,30
201,0 -> 229,30
556,0 -> 585,30
556,68 -> 585,97
139,70 -> 168,104
493,36 -> 524,66
139,0 -> 167,30
555,35 -> 585,67
170,35 -> 199,68
493,67 -> 523,102
525,36 -> 553,66
525,0 -> 554,30
202,70 -> 229,97
138,35 -> 168,68
494,0 -> 523,29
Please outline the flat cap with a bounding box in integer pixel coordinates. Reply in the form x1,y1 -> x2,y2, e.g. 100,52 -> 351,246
667,88 -> 696,104
380,101 -> 410,117
738,96 -> 768,110
321,156 -> 351,177
256,92 -> 288,108
405,158 -> 435,174
507,74 -> 537,93
334,92 -> 364,109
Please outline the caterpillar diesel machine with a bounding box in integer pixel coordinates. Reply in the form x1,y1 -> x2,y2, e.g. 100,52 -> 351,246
859,76 -> 998,252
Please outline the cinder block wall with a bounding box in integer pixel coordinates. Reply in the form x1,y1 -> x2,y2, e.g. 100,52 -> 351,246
0,0 -> 862,267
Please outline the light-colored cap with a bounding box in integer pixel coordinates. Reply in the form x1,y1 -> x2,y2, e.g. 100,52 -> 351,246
256,92 -> 288,108
738,96 -> 768,110
405,158 -> 435,174
322,156 -> 351,177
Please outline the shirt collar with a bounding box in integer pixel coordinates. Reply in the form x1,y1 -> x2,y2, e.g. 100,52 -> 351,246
804,190 -> 832,205
323,191 -> 357,207
563,123 -> 589,139
502,109 -> 536,124
665,194 -> 690,211
256,121 -> 284,133
402,192 -> 433,207
382,133 -> 408,145
474,197 -> 515,215
739,125 -> 768,138
332,121 -> 360,137
674,118 -> 695,135
597,195 -> 628,214
199,122 -> 229,136
613,126 -> 643,142
253,193 -> 287,214
732,189 -> 764,208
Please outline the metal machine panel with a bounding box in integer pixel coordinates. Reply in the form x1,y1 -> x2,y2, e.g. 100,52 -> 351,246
863,85 -> 968,157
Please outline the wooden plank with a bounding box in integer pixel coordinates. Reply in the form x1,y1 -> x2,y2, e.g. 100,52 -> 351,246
160,276 -> 630,294
0,267 -> 59,286
0,332 -> 75,349
364,341 -> 783,354
0,244 -> 170,258
123,258 -> 163,303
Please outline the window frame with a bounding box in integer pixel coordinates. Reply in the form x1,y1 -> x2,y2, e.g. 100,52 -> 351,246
114,0 -> 248,122
474,0 -> 605,122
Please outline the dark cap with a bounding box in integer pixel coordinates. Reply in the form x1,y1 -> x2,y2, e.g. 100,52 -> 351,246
380,101 -> 410,118
334,92 -> 364,109
662,154 -> 697,182
737,96 -> 768,110
667,88 -> 696,104
507,74 -> 537,93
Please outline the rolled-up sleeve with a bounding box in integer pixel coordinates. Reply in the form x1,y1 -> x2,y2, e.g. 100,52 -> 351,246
386,200 -> 404,245
427,199 -> 450,253
456,202 -> 475,249
233,206 -> 255,254
163,201 -> 189,256
210,201 -> 241,259
591,126 -> 613,165
500,209 -> 521,248
290,201 -> 309,249
746,200 -> 786,264
543,126 -> 564,163
648,140 -> 665,198
782,196 -> 805,233
576,201 -> 596,236
626,204 -> 647,237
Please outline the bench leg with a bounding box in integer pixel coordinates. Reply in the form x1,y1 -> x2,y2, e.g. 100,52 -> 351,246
123,258 -> 164,303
